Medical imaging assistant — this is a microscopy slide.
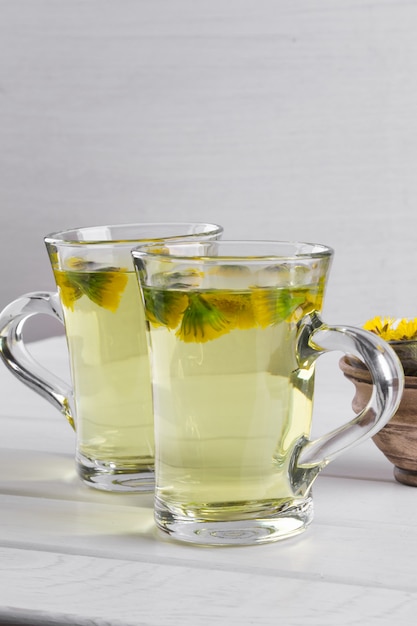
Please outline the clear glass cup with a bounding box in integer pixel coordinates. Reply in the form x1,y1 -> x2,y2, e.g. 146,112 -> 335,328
0,222 -> 223,492
132,240 -> 404,545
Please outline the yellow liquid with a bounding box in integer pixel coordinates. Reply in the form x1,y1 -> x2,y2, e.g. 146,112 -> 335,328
56,269 -> 154,468
144,285 -> 320,518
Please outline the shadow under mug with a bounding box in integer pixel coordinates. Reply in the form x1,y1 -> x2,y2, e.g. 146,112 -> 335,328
0,222 -> 223,492
132,240 -> 404,545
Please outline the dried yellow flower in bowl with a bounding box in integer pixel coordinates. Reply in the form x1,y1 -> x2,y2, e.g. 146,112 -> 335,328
363,316 -> 417,376
364,316 -> 417,342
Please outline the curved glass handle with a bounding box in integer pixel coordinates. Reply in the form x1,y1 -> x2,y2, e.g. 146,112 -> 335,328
0,292 -> 75,429
295,313 -> 404,472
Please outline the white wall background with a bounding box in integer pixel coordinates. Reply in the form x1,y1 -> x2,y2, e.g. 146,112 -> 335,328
1,0 -> 417,339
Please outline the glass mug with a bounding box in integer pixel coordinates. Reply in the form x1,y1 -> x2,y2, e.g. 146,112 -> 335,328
0,222 -> 223,492
132,240 -> 404,546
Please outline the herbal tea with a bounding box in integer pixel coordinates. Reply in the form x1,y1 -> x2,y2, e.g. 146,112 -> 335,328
54,264 -> 154,478
141,280 -> 324,518
130,240 -> 403,545
0,223 -> 223,493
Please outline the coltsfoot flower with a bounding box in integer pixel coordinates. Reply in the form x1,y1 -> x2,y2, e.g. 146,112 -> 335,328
364,316 -> 417,342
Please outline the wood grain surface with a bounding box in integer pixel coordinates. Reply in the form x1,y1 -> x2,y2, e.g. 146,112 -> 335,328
0,337 -> 416,625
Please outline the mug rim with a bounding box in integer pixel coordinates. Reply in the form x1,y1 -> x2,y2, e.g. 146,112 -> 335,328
44,222 -> 223,245
132,239 -> 334,261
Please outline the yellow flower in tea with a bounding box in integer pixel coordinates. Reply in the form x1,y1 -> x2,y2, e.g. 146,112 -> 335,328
84,270 -> 129,311
364,316 -> 417,342
142,282 -> 325,343
203,292 -> 255,330
178,293 -> 232,343
143,289 -> 188,329
54,271 -> 82,310
251,288 -> 306,327
54,266 -> 128,312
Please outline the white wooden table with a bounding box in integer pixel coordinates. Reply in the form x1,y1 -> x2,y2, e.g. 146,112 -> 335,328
0,337 -> 416,625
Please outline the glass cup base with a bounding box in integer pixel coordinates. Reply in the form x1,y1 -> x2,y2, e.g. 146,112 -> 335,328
76,452 -> 154,492
154,495 -> 314,546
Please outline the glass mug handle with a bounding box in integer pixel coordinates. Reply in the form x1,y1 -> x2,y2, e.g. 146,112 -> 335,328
294,313 -> 404,484
0,292 -> 75,429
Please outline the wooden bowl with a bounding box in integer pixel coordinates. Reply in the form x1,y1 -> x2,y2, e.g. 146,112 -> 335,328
339,356 -> 417,486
